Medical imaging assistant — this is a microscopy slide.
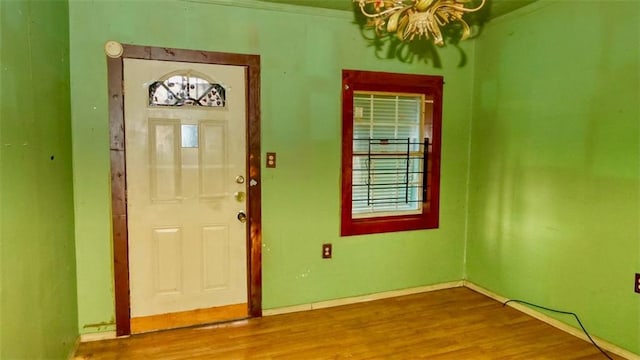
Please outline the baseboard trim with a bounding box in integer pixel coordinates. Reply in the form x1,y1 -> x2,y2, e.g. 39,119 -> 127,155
263,281 -> 464,316
67,336 -> 81,360
463,281 -> 639,360
75,280 -> 639,359
79,331 -> 118,343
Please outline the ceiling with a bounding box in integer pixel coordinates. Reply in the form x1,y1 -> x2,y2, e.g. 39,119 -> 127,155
257,0 -> 538,19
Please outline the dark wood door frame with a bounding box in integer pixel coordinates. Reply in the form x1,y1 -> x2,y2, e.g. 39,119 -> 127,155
108,44 -> 262,336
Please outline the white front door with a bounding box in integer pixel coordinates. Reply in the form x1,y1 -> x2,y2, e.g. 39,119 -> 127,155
124,59 -> 248,325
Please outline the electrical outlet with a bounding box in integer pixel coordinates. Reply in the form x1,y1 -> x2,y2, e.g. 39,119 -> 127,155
635,273 -> 640,294
266,152 -> 276,168
322,243 -> 332,259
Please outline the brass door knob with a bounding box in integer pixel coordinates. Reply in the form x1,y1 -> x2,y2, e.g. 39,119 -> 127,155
237,211 -> 247,223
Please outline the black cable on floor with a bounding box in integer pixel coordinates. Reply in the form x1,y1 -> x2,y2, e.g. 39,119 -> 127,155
502,299 -> 613,360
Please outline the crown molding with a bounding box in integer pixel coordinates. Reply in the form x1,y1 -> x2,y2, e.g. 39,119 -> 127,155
180,0 -> 353,19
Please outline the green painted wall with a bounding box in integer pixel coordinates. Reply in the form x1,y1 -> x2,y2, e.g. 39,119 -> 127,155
0,1 -> 4,354
68,0 -> 474,334
0,0 -> 79,358
467,0 -> 639,355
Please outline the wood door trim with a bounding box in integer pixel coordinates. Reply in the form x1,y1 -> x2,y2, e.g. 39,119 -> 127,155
107,44 -> 262,336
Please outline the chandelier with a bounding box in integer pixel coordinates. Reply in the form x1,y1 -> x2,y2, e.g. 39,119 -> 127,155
353,0 -> 485,46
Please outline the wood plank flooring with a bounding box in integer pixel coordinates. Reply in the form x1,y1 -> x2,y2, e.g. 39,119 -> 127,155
74,287 -> 624,359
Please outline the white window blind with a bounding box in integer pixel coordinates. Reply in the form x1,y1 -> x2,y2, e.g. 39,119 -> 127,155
352,92 -> 425,217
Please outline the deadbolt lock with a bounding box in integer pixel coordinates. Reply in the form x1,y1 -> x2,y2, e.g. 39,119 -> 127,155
237,211 -> 247,223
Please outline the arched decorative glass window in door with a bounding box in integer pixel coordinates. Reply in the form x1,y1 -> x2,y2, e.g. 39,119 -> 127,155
148,71 -> 226,107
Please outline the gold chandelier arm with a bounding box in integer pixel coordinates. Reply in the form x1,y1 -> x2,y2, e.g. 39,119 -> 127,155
354,0 -> 485,46
463,0 -> 486,12
355,1 -> 411,18
459,19 -> 471,40
431,0 -> 484,26
435,0 -> 486,13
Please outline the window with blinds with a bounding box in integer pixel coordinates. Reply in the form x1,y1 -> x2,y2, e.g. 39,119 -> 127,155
352,93 -> 426,217
341,69 -> 442,236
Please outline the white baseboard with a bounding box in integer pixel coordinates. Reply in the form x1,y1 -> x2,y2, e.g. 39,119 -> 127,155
463,281 -> 639,360
79,331 -> 118,343
263,281 -> 464,316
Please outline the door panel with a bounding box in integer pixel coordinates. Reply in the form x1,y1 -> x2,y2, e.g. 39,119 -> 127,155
124,58 -> 247,324
202,225 -> 230,290
199,121 -> 227,198
148,120 -> 182,201
152,227 -> 183,294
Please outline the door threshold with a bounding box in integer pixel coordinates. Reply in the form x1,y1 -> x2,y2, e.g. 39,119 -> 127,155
131,303 -> 248,334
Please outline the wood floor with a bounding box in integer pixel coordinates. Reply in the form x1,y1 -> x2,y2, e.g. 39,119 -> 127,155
74,287 -> 623,359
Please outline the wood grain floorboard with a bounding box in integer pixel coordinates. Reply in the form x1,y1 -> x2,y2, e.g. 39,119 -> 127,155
74,287 -> 624,359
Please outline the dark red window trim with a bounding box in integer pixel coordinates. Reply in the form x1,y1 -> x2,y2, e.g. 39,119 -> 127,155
341,69 -> 443,236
